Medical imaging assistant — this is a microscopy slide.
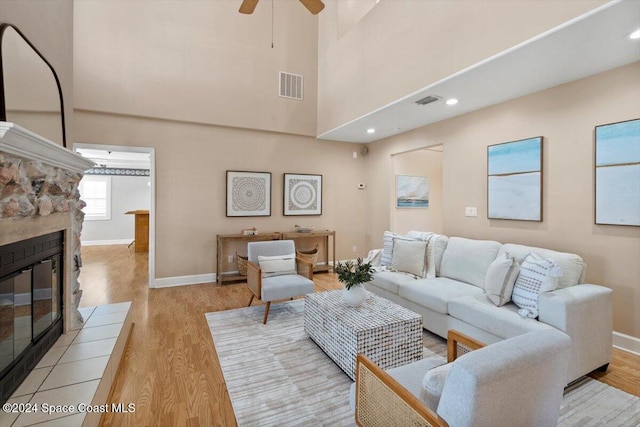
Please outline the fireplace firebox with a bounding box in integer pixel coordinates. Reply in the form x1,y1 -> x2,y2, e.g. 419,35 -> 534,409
0,231 -> 64,402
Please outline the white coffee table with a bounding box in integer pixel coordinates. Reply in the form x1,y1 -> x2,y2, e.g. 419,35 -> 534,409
304,290 -> 423,380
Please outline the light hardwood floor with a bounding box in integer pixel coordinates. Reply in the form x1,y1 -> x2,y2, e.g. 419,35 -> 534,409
79,245 -> 639,427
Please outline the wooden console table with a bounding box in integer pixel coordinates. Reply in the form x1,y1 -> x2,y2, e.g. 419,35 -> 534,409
216,232 -> 281,284
125,210 -> 149,253
281,230 -> 336,274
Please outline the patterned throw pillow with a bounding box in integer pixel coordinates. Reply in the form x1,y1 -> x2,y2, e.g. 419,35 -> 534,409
258,254 -> 296,278
512,253 -> 562,318
484,252 -> 520,306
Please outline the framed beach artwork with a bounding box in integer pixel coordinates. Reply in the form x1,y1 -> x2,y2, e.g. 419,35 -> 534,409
396,175 -> 429,208
487,137 -> 543,221
283,173 -> 322,216
226,170 -> 271,217
595,118 -> 640,226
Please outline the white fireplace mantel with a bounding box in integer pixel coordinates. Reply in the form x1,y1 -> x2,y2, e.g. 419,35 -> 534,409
0,121 -> 94,172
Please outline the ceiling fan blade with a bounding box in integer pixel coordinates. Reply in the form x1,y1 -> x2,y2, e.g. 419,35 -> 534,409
299,0 -> 325,15
239,0 -> 259,14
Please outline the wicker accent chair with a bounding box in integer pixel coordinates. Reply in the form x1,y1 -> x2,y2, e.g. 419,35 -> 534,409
354,329 -> 571,427
246,240 -> 314,324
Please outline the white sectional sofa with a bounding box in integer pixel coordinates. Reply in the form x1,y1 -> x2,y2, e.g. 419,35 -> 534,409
365,232 -> 612,384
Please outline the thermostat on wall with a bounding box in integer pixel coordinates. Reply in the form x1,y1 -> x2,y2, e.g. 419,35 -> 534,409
357,183 -> 366,189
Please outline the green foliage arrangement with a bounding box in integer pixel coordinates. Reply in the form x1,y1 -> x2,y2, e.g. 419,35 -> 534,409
335,258 -> 374,290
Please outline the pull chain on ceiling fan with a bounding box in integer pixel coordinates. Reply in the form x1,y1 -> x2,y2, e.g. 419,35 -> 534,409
239,0 -> 325,15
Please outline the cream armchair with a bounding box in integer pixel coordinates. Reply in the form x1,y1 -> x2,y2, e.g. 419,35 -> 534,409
246,240 -> 314,324
354,329 -> 571,427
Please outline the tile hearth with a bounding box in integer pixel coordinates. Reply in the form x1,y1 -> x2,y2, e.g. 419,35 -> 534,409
0,302 -> 133,427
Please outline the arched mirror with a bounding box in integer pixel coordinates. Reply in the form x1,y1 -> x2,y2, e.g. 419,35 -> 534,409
0,24 -> 65,147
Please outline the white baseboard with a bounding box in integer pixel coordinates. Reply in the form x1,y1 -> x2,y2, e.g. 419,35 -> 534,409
151,273 -> 216,288
613,331 -> 640,356
82,239 -> 132,246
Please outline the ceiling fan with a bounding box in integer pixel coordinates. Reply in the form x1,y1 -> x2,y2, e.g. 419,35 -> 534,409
239,0 -> 325,15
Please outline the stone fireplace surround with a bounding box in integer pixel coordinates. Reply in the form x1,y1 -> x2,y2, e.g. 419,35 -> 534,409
0,121 -> 94,333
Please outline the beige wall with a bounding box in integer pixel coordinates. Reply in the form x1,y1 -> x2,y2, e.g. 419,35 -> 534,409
317,0 -> 607,135
73,0 -> 318,137
0,0 -> 74,146
392,148 -> 443,235
366,63 -> 640,337
74,111 -> 369,278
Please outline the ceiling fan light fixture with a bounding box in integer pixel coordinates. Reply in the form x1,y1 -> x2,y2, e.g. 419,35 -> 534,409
299,0 -> 325,15
239,0 -> 259,14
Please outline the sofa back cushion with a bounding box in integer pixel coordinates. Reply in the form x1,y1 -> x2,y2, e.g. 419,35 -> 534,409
498,244 -> 585,288
439,237 -> 502,289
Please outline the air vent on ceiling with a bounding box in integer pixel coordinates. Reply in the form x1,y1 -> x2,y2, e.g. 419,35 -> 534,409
279,71 -> 303,100
415,95 -> 440,106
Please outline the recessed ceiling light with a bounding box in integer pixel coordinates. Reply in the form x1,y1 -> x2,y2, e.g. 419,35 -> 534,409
367,128 -> 376,134
630,29 -> 640,40
446,98 -> 458,106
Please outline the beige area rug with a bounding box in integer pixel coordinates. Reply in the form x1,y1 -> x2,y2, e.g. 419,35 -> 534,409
206,300 -> 640,427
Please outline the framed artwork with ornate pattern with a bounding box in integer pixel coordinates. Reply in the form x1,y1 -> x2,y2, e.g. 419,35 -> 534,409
226,170 -> 271,217
283,173 -> 322,216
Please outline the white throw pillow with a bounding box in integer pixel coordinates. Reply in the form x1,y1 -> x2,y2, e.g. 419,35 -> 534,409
511,252 -> 562,318
258,254 -> 296,278
390,239 -> 428,278
484,252 -> 520,306
380,231 -> 415,267
422,362 -> 452,411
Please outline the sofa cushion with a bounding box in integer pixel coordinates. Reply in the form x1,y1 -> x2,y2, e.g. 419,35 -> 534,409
448,294 -> 554,339
391,239 -> 428,277
349,355 -> 445,412
369,270 -> 417,295
512,253 -> 560,318
484,251 -> 520,306
399,278 -> 484,315
426,234 -> 449,278
498,244 -> 585,289
439,237 -> 502,289
261,274 -> 314,301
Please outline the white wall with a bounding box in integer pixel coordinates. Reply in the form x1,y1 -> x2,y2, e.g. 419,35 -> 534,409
81,175 -> 151,244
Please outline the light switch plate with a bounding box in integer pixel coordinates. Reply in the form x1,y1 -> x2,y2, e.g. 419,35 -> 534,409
465,207 -> 478,217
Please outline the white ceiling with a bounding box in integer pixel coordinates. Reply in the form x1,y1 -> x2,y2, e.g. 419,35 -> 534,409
75,148 -> 151,169
318,0 -> 640,144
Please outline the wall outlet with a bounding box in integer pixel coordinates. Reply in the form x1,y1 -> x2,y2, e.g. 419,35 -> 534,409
352,246 -> 357,252
352,151 -> 358,159
465,207 -> 478,217
228,255 -> 234,263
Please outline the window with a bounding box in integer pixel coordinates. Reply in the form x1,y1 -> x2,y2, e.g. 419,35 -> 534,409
78,175 -> 111,220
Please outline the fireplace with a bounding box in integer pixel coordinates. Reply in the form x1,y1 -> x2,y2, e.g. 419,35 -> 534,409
0,122 -> 94,405
0,231 -> 64,401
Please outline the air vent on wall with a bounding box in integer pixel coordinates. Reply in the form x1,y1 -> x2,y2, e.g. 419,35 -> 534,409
279,71 -> 303,100
415,95 -> 440,106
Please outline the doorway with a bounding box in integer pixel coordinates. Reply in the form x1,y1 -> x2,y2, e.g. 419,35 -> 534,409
74,143 -> 156,288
